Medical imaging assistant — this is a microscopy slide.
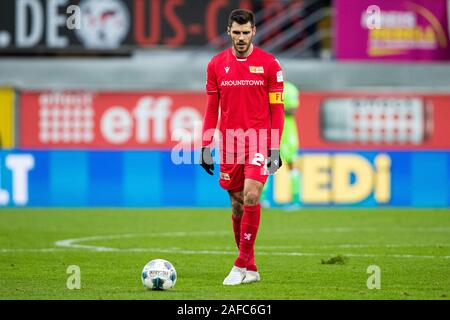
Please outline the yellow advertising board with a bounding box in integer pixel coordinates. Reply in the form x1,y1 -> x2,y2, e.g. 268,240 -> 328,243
0,88 -> 15,148
274,153 -> 391,205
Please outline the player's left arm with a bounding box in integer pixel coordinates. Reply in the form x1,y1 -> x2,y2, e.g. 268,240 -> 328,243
267,58 -> 285,173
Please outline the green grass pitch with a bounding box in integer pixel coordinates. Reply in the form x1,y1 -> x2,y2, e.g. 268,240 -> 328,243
0,208 -> 449,300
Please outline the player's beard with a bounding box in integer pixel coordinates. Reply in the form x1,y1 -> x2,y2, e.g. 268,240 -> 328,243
233,39 -> 253,57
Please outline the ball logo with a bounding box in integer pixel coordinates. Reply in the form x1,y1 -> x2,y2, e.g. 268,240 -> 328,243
75,0 -> 130,49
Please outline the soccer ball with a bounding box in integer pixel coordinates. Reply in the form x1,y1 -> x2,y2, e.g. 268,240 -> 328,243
141,259 -> 177,290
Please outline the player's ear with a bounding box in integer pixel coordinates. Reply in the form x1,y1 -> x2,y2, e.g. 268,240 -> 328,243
252,26 -> 256,36
227,26 -> 231,35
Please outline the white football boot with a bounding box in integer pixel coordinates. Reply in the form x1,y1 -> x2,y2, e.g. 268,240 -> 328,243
242,270 -> 260,284
223,266 -> 246,285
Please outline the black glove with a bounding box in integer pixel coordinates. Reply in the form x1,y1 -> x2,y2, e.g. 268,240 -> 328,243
200,147 -> 214,175
266,149 -> 282,174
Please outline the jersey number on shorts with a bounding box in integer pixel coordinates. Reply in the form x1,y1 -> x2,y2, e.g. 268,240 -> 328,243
251,153 -> 265,167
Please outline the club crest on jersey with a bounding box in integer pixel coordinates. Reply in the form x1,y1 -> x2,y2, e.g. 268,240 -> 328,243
249,66 -> 264,73
225,66 -> 230,74
220,172 -> 230,180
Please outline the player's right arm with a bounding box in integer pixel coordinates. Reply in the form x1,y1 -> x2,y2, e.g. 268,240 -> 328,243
200,60 -> 220,175
266,58 -> 285,174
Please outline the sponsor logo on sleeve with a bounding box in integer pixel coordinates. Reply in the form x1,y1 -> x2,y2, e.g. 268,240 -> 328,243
276,71 -> 283,82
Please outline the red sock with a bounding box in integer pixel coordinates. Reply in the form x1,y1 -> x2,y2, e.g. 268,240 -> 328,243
247,248 -> 257,271
234,204 -> 261,269
231,214 -> 241,249
233,213 -> 257,271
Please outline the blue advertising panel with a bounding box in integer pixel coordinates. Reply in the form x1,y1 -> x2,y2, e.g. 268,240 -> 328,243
0,150 -> 449,208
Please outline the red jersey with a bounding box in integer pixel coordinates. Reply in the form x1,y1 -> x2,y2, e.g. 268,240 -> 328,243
201,45 -> 285,183
206,46 -> 284,133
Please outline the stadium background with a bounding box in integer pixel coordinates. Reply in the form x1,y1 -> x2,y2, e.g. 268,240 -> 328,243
0,0 -> 449,209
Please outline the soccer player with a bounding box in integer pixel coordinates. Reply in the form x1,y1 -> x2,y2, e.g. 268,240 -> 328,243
261,81 -> 300,207
199,9 -> 285,285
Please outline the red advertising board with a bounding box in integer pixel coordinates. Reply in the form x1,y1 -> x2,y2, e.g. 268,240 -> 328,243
20,91 -> 206,149
19,90 -> 450,150
298,92 -> 450,150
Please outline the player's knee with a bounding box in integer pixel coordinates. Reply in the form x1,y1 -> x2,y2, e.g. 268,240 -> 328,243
244,190 -> 260,205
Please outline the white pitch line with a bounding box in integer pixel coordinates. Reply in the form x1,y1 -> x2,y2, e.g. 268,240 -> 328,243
1,231 -> 449,260
0,248 -> 64,253
52,232 -> 450,260
54,231 -> 229,250
275,227 -> 450,234
2,246 -> 450,260
215,243 -> 450,250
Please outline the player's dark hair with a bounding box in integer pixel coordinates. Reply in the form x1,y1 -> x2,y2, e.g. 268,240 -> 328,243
228,9 -> 255,27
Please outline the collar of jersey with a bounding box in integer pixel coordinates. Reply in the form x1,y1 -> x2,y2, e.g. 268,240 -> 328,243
231,44 -> 254,61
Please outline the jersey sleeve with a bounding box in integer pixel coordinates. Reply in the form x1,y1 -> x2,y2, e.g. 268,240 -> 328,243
201,93 -> 220,147
268,58 -> 284,149
205,59 -> 218,94
268,58 -> 284,93
202,59 -> 220,147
